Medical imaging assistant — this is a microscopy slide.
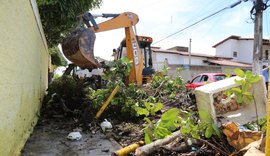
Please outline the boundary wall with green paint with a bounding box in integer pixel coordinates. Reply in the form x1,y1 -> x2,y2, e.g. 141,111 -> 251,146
0,0 -> 49,155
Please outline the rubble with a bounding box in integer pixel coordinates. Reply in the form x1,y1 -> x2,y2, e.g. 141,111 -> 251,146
195,76 -> 267,125
38,64 -> 268,156
223,122 -> 262,150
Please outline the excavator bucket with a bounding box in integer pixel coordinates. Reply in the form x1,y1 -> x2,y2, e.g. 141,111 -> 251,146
61,29 -> 100,69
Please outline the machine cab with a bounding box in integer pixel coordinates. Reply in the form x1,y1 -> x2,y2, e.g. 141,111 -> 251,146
115,36 -> 155,81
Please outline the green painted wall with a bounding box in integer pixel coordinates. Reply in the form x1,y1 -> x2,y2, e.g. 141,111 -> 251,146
0,0 -> 49,155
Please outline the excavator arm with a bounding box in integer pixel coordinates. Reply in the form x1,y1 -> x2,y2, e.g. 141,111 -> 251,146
62,12 -> 144,85
84,12 -> 139,32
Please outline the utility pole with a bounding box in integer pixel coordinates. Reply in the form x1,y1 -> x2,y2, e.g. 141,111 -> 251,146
252,0 -> 264,74
189,38 -> 192,66
188,38 -> 192,80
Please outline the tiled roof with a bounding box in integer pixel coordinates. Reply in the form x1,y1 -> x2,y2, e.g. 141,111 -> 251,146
152,47 -> 232,59
212,35 -> 241,48
213,35 -> 270,47
152,48 -> 217,58
206,59 -> 252,68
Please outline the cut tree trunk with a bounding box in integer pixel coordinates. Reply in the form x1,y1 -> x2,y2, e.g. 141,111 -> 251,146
135,131 -> 182,156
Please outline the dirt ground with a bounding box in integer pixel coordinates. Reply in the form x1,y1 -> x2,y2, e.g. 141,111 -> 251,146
21,116 -> 122,156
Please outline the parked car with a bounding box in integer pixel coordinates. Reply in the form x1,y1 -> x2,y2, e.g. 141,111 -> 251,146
186,73 -> 233,89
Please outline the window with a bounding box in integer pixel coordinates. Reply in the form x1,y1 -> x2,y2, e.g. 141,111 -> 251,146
266,50 -> 269,60
201,75 -> 209,82
192,76 -> 201,83
233,51 -> 237,58
121,47 -> 127,58
214,75 -> 226,81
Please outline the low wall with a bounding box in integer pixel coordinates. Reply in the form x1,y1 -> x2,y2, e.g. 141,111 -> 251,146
153,62 -> 251,81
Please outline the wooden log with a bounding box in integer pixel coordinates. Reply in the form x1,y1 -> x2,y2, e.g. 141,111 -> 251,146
135,131 -> 182,156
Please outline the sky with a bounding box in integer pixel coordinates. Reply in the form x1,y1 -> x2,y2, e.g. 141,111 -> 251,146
88,0 -> 270,60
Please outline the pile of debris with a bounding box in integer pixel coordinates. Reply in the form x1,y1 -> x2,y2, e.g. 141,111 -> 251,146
42,61 -> 267,156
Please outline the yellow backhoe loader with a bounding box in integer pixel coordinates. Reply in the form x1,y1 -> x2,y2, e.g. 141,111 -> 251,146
114,35 -> 154,84
61,12 -> 154,86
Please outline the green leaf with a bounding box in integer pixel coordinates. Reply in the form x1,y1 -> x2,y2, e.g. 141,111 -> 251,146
231,87 -> 242,93
211,123 -> 221,137
191,131 -> 201,139
234,68 -> 245,78
122,57 -> 130,63
154,126 -> 172,139
153,103 -> 163,113
161,108 -> 179,121
181,126 -> 191,134
159,120 -> 177,131
245,70 -> 253,79
235,79 -> 243,84
243,92 -> 252,96
205,126 -> 214,138
144,128 -> 152,144
242,83 -> 252,92
236,95 -> 243,103
134,106 -> 149,116
250,75 -> 260,83
144,117 -> 152,124
148,96 -> 156,103
144,102 -> 151,111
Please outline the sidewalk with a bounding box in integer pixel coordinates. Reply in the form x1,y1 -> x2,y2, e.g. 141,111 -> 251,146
21,117 -> 121,156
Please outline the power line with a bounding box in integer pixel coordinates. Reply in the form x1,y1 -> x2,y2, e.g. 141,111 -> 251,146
153,0 -> 244,45
145,0 -> 225,40
168,8 -> 230,43
140,0 -> 229,41
186,0 -> 231,23
155,0 -> 232,44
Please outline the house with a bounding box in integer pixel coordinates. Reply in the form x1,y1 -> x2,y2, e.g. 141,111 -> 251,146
152,46 -> 216,66
213,35 -> 270,64
0,1 -> 49,155
151,46 -> 251,80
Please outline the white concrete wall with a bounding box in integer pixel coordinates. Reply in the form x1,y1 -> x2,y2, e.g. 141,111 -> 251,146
154,52 -> 207,66
215,38 -> 270,64
230,39 -> 239,61
215,39 -> 254,64
155,53 -> 180,64
180,55 -> 206,65
237,40 -> 253,63
195,76 -> 267,125
215,39 -> 235,58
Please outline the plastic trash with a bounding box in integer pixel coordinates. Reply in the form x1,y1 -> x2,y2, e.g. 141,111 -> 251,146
100,119 -> 112,132
67,132 -> 82,140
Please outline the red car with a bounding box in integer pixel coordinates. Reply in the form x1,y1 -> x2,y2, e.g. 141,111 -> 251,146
186,73 -> 231,89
